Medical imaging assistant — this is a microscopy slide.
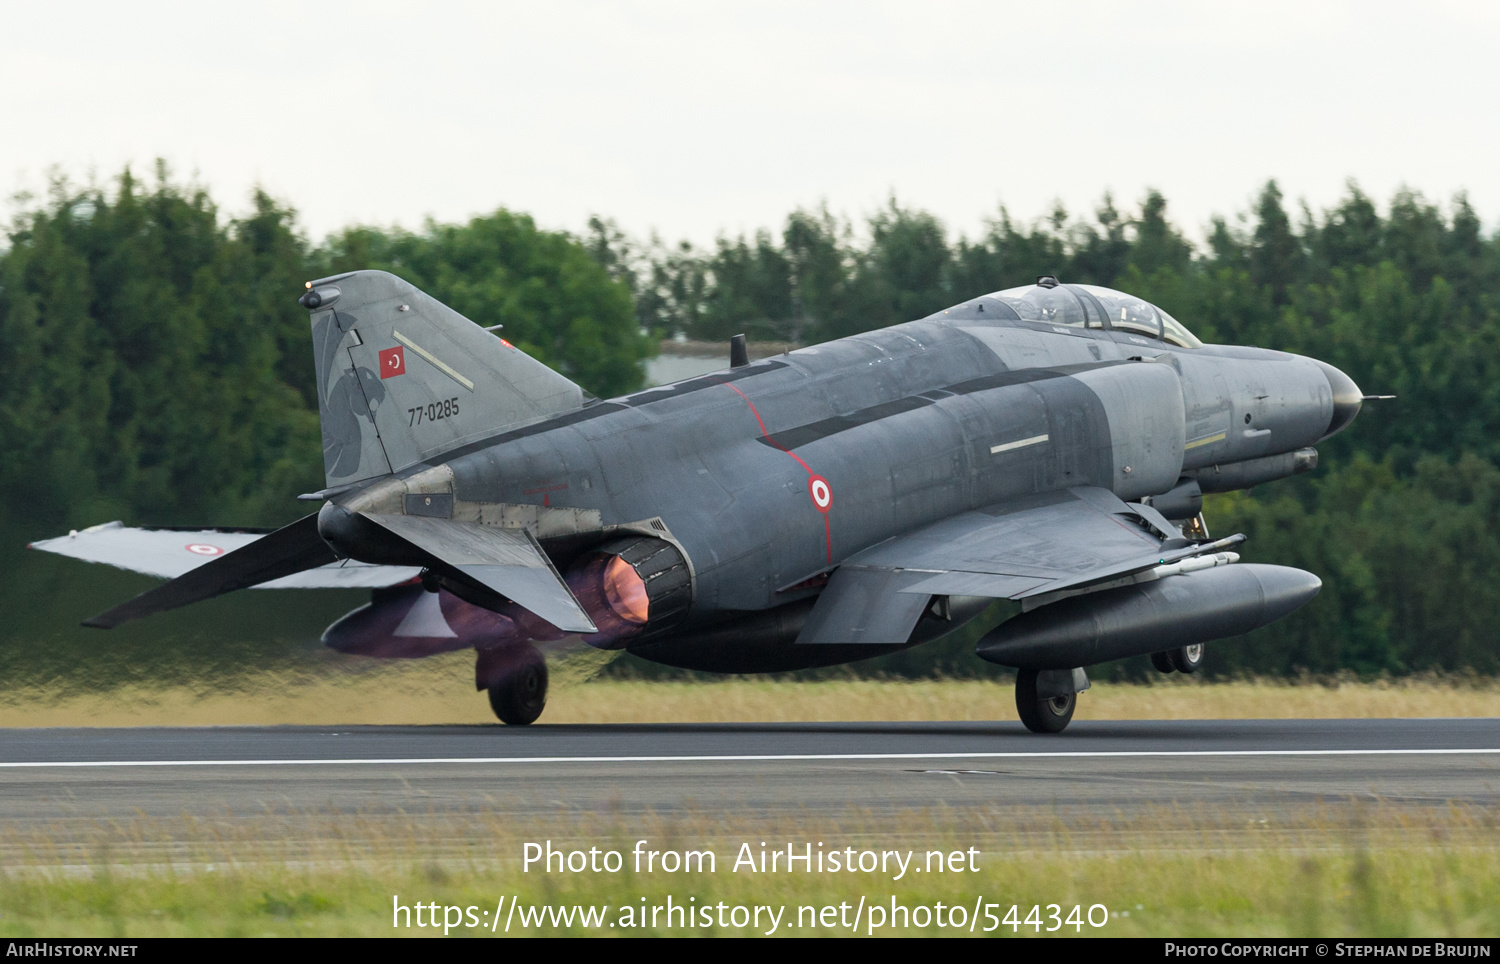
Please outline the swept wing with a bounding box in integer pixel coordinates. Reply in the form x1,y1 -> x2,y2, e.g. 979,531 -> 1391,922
797,486 -> 1239,644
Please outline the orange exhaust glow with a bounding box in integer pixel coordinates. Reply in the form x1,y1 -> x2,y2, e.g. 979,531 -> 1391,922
603,555 -> 649,624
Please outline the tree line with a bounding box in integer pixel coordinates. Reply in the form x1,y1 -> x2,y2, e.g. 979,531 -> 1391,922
0,165 -> 649,532
2,165 -> 1497,676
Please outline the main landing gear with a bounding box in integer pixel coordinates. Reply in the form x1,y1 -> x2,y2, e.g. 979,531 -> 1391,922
1014,667 -> 1089,734
1151,643 -> 1205,674
478,644 -> 550,725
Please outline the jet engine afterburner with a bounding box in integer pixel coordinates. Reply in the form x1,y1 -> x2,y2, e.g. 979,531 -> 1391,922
321,534 -> 691,657
566,537 -> 692,648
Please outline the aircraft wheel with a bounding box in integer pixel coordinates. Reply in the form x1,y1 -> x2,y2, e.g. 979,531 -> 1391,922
1150,651 -> 1176,674
1015,669 -> 1076,734
1168,643 -> 1205,674
487,649 -> 549,725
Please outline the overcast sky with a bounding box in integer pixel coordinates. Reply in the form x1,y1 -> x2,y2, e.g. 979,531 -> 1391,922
4,0 -> 1497,248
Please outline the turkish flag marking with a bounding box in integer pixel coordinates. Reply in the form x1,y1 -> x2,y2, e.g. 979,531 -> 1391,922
379,346 -> 405,378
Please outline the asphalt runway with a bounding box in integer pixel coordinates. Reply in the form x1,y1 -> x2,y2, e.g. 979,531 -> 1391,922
3,719 -> 1499,825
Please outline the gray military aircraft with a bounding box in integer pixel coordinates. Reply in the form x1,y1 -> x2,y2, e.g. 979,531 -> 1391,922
32,271 -> 1377,732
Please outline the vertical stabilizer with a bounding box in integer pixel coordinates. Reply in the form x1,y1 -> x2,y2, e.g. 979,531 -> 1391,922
305,270 -> 584,489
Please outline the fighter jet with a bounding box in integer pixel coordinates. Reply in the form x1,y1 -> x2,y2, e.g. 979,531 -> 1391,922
32,271 -> 1377,732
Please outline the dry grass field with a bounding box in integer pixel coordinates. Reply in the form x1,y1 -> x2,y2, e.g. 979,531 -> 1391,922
1,653 -> 1497,727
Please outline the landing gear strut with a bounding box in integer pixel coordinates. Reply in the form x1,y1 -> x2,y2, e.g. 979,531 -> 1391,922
478,644 -> 549,725
1014,668 -> 1080,734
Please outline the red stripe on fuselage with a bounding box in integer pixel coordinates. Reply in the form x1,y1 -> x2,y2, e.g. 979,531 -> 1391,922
720,382 -> 832,563
722,383 -> 814,473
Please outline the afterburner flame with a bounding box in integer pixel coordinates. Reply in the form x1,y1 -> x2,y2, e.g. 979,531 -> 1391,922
603,554 -> 650,624
563,552 -> 655,648
325,548 -> 658,659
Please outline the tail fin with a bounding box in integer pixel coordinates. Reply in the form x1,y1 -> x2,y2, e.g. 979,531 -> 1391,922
305,270 -> 584,489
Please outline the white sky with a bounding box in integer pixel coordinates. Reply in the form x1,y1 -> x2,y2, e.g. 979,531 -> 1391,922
4,0 -> 1498,249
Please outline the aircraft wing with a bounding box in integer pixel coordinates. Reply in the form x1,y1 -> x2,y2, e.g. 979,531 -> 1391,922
797,487 -> 1234,644
28,521 -> 420,588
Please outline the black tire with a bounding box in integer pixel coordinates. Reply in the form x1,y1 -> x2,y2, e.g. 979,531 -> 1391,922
1150,651 -> 1176,674
1169,643 -> 1205,674
1015,668 -> 1076,734
487,650 -> 549,725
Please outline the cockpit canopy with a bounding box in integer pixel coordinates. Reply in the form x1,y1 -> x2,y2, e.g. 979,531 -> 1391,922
938,280 -> 1203,349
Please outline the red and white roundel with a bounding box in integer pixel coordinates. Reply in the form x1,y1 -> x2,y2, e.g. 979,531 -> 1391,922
185,544 -> 223,556
808,475 -> 833,513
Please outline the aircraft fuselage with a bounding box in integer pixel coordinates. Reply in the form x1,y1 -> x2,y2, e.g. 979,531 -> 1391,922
332,310 -> 1341,628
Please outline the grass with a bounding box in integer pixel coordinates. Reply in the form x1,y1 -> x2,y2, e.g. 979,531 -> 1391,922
2,804 -> 1498,937
0,655 -> 1497,727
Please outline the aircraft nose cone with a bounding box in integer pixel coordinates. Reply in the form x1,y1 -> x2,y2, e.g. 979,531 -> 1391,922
1313,359 -> 1363,439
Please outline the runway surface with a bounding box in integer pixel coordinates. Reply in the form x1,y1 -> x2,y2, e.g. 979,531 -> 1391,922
3,719 -> 1499,824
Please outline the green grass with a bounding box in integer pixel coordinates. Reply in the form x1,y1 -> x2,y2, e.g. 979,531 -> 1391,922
5,847 -> 1497,937
3,806 -> 1498,937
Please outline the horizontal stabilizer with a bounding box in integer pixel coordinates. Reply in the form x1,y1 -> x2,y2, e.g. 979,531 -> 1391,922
360,514 -> 598,634
29,521 -> 419,588
76,513 -> 345,629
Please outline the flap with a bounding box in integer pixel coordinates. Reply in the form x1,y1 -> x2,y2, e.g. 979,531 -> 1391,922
795,567 -> 935,644
360,513 -> 597,633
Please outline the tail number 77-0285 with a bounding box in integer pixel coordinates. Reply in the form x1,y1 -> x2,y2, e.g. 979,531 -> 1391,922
410,398 -> 460,426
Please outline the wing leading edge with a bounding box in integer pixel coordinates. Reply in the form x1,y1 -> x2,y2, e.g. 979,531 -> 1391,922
796,487 -> 1237,644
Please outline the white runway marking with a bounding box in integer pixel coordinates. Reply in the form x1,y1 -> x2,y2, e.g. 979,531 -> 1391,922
3,748 -> 1499,769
